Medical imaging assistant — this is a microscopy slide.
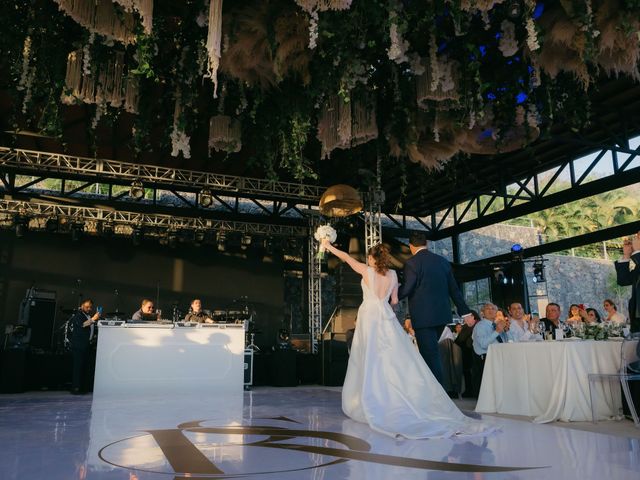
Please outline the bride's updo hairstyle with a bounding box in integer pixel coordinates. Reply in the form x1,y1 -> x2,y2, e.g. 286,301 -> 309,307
368,244 -> 391,275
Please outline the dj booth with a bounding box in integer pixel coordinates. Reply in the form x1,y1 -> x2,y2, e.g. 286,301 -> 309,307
94,321 -> 247,396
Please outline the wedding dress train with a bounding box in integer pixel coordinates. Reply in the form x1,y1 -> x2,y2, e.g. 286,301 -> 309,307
342,267 -> 496,439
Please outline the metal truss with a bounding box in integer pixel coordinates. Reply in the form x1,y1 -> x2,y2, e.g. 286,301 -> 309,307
307,216 -> 322,354
380,140 -> 640,240
364,156 -> 384,256
0,147 -> 323,204
0,198 -> 307,237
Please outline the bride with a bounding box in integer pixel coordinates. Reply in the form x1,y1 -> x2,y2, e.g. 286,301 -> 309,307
322,239 -> 496,439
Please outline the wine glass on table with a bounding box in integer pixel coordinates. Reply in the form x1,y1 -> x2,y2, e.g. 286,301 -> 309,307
538,321 -> 546,340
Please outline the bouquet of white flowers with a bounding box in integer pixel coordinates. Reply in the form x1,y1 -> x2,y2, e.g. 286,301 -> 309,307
314,224 -> 337,259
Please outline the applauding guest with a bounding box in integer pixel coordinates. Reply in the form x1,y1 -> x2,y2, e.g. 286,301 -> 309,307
603,299 -> 626,324
614,233 -> 640,332
507,302 -> 534,342
471,303 -> 508,389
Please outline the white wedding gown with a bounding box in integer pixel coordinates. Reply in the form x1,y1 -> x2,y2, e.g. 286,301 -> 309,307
342,267 -> 496,439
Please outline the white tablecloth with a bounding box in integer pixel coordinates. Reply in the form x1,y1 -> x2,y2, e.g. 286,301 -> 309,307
475,340 -> 623,423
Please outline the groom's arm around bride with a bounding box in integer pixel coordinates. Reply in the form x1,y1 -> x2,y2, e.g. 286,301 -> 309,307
398,232 -> 472,388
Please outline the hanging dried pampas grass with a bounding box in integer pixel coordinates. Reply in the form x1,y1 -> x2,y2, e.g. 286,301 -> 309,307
220,3 -> 276,88
54,0 -> 137,44
209,115 -> 242,153
594,0 -> 640,81
457,124 -> 540,154
221,3 -> 310,88
536,5 -> 591,88
274,13 -> 311,84
389,114 -> 460,170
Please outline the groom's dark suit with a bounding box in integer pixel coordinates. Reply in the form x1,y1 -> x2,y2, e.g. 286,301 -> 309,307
398,248 -> 471,386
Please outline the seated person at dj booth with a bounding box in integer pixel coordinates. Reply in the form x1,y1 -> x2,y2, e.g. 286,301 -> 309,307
131,298 -> 160,321
184,298 -> 214,323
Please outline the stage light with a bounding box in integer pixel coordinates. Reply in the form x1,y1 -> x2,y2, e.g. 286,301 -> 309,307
533,263 -> 545,283
226,232 -> 243,252
493,267 -> 505,284
45,217 -> 59,233
167,231 -> 177,248
129,180 -> 145,200
100,222 -> 115,237
14,215 -> 29,238
194,230 -> 205,245
199,188 -> 213,208
132,227 -> 143,246
241,234 -> 252,248
511,243 -> 523,253
70,223 -> 84,242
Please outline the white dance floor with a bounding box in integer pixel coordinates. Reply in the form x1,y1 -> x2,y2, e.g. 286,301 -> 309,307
0,387 -> 638,479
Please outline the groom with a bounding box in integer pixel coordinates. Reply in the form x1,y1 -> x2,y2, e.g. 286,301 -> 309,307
398,232 -> 473,388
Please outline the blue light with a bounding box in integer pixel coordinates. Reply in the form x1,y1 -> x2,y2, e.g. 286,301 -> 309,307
533,3 -> 545,20
479,45 -> 487,57
516,92 -> 528,104
480,129 -> 493,139
511,243 -> 523,253
486,92 -> 497,100
495,32 -> 502,39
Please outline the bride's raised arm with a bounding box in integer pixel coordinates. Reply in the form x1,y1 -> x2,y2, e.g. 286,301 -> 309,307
321,239 -> 368,276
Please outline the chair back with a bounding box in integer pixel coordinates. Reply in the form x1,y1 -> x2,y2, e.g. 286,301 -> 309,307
621,333 -> 640,374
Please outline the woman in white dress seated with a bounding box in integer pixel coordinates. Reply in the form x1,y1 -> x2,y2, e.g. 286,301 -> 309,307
322,239 -> 496,439
603,299 -> 626,324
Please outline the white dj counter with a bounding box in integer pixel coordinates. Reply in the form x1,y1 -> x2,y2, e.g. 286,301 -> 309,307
93,322 -> 245,397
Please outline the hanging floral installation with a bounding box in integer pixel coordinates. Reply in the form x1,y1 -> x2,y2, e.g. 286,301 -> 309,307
2,0 -> 640,185
53,0 -> 138,44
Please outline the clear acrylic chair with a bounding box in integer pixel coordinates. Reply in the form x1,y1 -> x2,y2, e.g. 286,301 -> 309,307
588,333 -> 640,426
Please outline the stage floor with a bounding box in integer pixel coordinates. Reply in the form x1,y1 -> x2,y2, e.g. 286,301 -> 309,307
0,387 -> 639,480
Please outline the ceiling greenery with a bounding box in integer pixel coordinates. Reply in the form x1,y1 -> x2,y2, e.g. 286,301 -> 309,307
2,0 -> 639,184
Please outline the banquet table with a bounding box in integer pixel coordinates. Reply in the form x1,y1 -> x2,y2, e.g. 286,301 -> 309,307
475,339 -> 623,423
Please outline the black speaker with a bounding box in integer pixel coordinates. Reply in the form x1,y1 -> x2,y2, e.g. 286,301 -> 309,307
490,261 -> 530,312
269,350 -> 297,387
322,335 -> 348,386
0,348 -> 28,393
24,298 -> 57,350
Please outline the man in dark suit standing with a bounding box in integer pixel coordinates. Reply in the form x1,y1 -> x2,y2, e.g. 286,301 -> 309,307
615,233 -> 640,333
398,232 -> 472,387
70,299 -> 100,394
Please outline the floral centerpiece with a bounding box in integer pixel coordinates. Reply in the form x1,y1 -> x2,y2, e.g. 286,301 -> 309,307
314,224 -> 337,260
574,323 -> 622,340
